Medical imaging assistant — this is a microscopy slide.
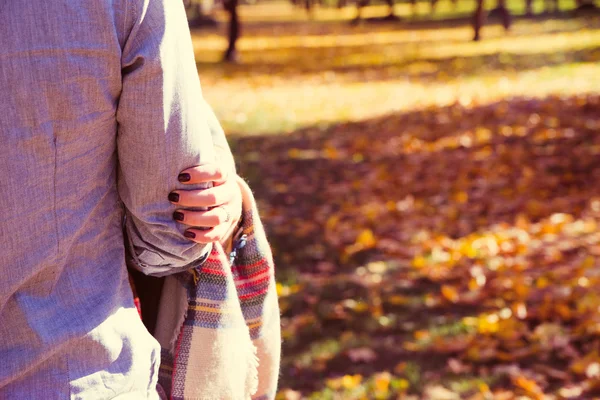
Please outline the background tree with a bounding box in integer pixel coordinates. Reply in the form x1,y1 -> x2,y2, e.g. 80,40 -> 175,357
223,0 -> 240,62
185,0 -> 219,28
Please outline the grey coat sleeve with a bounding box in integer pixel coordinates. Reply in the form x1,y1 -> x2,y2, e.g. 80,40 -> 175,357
116,0 -> 216,276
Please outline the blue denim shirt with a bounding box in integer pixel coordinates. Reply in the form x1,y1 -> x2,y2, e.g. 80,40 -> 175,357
0,0 -> 222,397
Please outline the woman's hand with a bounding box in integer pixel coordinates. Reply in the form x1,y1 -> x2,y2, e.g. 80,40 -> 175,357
168,164 -> 242,245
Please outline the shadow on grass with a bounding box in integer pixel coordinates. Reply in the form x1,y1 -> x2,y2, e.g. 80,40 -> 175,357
229,94 -> 600,396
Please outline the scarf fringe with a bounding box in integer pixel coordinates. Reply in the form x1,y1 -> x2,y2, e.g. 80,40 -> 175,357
247,341 -> 259,397
170,278 -> 190,354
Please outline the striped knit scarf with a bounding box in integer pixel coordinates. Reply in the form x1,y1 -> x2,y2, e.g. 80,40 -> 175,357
153,179 -> 281,400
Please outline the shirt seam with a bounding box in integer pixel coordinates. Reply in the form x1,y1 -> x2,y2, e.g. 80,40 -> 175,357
53,136 -> 60,263
121,0 -> 131,50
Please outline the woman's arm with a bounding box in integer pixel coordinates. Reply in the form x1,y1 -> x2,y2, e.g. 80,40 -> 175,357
117,0 -> 218,276
168,99 -> 243,246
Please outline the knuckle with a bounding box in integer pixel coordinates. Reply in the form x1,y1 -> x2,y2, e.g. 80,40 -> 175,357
205,212 -> 220,227
192,235 -> 210,244
205,233 -> 220,243
206,193 -> 218,205
216,212 -> 227,225
196,230 -> 216,243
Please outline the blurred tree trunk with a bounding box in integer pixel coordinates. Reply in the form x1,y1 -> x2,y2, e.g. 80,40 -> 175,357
354,0 -> 396,21
304,0 -> 315,18
472,0 -> 511,41
472,0 -> 484,40
493,0 -> 512,31
223,0 -> 240,62
575,0 -> 598,12
353,0 -> 370,23
185,0 -> 219,28
385,0 -> 394,17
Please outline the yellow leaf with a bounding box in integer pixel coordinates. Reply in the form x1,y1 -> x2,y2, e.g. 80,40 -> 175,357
325,215 -> 339,231
352,153 -> 364,162
276,283 -> 284,296
373,372 -> 391,394
477,313 -> 500,334
441,285 -> 459,303
513,376 -> 544,400
478,382 -> 491,394
412,256 -> 426,268
459,241 -> 478,258
536,276 -> 550,289
388,295 -> 409,305
468,277 -> 481,291
356,229 -> 376,248
274,183 -> 288,193
555,303 -> 572,320
288,148 -> 301,159
353,301 -> 369,313
323,146 -> 339,159
341,374 -> 362,389
326,377 -> 342,390
583,255 -> 595,269
397,378 -> 410,391
414,330 -> 430,341
453,191 -> 469,204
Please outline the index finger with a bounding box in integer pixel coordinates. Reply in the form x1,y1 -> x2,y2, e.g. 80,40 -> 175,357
178,164 -> 228,185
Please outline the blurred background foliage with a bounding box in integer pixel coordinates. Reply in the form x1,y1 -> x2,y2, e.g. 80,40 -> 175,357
189,1 -> 600,398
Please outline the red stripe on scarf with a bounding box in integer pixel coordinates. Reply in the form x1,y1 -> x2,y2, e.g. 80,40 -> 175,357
236,274 -> 270,289
238,286 -> 269,300
233,257 -> 268,271
235,266 -> 270,281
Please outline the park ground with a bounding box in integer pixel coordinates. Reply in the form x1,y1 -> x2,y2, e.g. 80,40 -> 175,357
193,2 -> 600,398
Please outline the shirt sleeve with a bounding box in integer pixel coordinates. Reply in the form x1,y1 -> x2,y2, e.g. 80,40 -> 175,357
117,0 -> 215,277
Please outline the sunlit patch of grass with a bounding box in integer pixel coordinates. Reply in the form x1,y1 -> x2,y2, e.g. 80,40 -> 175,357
429,318 -> 476,338
295,338 -> 344,368
300,370 -> 413,399
407,318 -> 476,352
445,375 -> 497,395
283,333 -> 373,370
204,61 -> 600,134
296,370 -> 499,399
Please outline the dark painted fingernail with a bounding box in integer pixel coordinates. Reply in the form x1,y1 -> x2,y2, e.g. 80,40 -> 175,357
168,192 -> 180,203
173,211 -> 184,221
178,173 -> 191,183
184,231 -> 196,239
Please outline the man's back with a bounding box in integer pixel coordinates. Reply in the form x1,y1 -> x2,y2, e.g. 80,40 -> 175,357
0,1 -> 162,398
0,0 -> 215,397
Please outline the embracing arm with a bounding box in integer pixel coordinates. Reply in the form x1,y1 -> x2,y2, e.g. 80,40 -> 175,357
117,0 -> 216,276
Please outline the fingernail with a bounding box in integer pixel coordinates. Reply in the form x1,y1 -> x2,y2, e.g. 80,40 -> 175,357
168,192 -> 180,203
178,173 -> 191,183
184,231 -> 196,239
173,211 -> 184,221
